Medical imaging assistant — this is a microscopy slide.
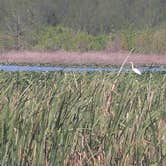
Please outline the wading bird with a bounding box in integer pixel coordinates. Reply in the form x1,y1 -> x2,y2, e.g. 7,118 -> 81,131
130,62 -> 142,75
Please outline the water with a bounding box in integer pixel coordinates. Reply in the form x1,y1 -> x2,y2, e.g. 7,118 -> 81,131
0,65 -> 165,73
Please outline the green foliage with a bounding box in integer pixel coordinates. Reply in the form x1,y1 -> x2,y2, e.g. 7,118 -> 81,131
0,31 -> 15,50
151,29 -> 166,54
120,28 -> 137,50
33,26 -> 76,51
0,0 -> 166,36
0,25 -> 165,54
0,72 -> 165,165
133,28 -> 166,54
134,29 -> 154,53
111,27 -> 166,54
32,25 -> 108,51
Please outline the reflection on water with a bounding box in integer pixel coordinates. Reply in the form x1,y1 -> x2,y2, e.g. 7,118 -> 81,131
0,65 -> 165,73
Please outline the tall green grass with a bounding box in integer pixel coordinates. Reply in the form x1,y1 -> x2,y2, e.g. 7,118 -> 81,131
0,71 -> 165,165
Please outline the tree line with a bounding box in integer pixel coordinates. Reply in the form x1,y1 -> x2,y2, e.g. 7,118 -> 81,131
0,0 -> 165,34
0,0 -> 165,52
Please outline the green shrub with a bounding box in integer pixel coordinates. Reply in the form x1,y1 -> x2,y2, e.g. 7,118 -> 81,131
151,29 -> 166,54
0,32 -> 15,50
31,25 -> 108,51
33,26 -> 76,51
0,25 -> 165,53
119,28 -> 137,51
89,35 -> 108,51
110,28 -> 166,54
133,29 -> 154,53
74,32 -> 108,51
133,28 -> 166,54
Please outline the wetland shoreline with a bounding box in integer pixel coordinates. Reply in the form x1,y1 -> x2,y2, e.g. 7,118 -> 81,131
0,51 -> 166,65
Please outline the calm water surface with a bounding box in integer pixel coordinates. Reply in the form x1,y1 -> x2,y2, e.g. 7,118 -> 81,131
0,65 -> 165,73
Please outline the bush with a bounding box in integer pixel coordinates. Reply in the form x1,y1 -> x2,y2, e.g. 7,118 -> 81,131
74,32 -> 108,51
134,29 -> 154,53
0,25 -> 165,54
120,28 -> 137,51
0,32 -> 15,50
32,26 -> 76,51
110,28 -> 166,54
32,25 -> 108,51
151,29 -> 166,54
133,29 -> 166,54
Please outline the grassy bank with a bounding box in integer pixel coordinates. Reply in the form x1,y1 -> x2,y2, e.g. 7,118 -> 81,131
0,71 -> 165,165
0,25 -> 166,54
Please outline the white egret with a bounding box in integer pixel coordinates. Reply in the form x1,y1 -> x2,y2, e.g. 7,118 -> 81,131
130,62 -> 142,75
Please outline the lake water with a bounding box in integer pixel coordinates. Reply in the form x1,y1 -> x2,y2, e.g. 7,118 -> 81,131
0,65 -> 165,73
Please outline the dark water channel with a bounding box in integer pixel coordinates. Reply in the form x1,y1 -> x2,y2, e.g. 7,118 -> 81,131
0,65 -> 165,73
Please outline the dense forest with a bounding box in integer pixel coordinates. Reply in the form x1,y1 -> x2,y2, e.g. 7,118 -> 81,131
0,0 -> 166,52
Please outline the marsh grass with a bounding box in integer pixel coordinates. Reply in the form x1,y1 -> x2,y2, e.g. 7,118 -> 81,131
0,71 -> 165,165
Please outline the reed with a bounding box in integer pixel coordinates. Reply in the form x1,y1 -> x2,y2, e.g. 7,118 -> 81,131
0,71 -> 165,165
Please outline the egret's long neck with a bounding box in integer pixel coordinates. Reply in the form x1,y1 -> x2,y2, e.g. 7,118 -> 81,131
131,62 -> 134,69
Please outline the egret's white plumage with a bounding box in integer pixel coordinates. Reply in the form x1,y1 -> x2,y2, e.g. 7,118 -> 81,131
130,62 -> 142,75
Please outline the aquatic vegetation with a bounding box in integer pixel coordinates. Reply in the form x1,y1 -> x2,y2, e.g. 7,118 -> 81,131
0,71 -> 165,165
